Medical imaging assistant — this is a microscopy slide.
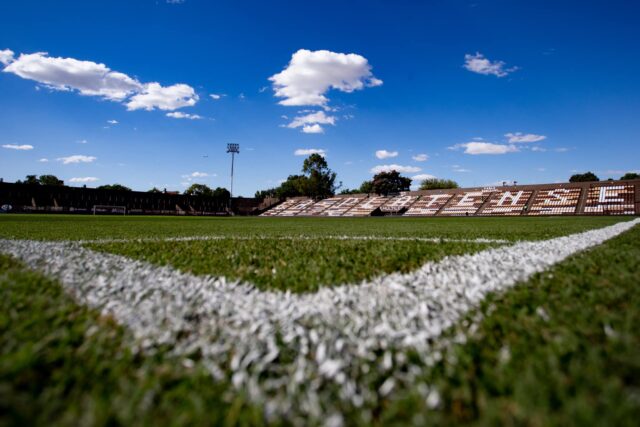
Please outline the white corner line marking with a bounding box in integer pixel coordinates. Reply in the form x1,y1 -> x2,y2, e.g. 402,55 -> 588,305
76,235 -> 509,245
0,218 -> 638,420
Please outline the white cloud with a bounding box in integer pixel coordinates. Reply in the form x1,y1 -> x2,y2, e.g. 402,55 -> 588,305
452,165 -> 472,172
126,83 -> 198,111
2,144 -> 33,150
375,149 -> 398,159
3,50 -> 198,112
451,142 -> 518,155
4,52 -> 142,100
370,164 -> 421,174
287,110 -> 336,134
209,93 -> 225,100
166,111 -> 203,120
190,171 -> 209,177
107,119 -> 118,124
69,177 -> 99,183
57,154 -> 97,164
411,173 -> 437,181
38,158 -> 49,162
0,49 -> 15,65
555,147 -> 569,152
294,148 -> 326,156
463,52 -> 517,77
531,146 -> 547,152
270,49 -> 382,108
505,132 -> 546,143
302,124 -> 324,134
77,139 -> 88,144
412,153 -> 429,162
166,0 -> 185,4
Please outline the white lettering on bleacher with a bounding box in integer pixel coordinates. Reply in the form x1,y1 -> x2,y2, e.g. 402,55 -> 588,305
497,191 -> 524,206
456,192 -> 482,206
546,189 -> 571,204
597,186 -> 624,203
424,194 -> 450,207
386,196 -> 414,208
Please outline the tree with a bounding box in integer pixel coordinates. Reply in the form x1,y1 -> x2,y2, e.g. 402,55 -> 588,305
38,174 -> 64,186
212,187 -> 231,200
184,183 -> 214,197
569,172 -> 599,183
97,184 -> 132,191
16,175 -> 40,184
372,170 -> 412,195
253,154 -> 338,200
359,180 -> 374,194
277,175 -> 307,198
620,172 -> 640,180
301,153 -> 337,199
419,178 -> 459,190
147,187 -> 162,193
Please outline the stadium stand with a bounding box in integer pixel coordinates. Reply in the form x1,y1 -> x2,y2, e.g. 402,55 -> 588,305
276,198 -> 315,216
583,184 -> 635,215
404,193 -> 454,216
259,198 -> 302,216
301,197 -> 341,216
481,190 -> 534,216
380,194 -> 420,214
528,188 -> 582,216
343,196 -> 389,216
259,179 -> 640,217
321,195 -> 368,216
439,190 -> 493,216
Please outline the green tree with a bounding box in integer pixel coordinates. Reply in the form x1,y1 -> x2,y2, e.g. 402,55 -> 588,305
97,184 -> 132,191
372,170 -> 412,195
184,183 -> 214,197
620,172 -> 640,180
16,175 -> 40,185
147,187 -> 162,193
301,153 -> 337,199
419,178 -> 459,190
276,175 -> 307,198
38,175 -> 64,186
569,172 -> 599,183
212,187 -> 231,200
359,180 -> 374,194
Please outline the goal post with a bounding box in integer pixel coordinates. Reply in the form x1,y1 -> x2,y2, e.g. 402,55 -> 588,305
92,205 -> 127,215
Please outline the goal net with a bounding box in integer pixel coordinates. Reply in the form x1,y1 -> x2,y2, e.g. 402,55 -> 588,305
92,205 -> 127,215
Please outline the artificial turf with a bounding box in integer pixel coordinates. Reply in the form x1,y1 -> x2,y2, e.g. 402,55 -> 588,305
0,214 -> 629,242
88,238 -> 495,292
1,216 -> 639,426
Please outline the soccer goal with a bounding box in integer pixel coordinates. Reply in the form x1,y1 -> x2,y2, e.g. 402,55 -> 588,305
92,205 -> 127,215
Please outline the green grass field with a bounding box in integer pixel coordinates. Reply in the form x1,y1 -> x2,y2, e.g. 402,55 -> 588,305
1,214 -> 639,426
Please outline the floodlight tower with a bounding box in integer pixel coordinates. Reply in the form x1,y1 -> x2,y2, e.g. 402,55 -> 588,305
226,143 -> 240,200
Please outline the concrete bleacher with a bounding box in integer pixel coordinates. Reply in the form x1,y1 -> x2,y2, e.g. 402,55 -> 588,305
404,193 -> 453,216
259,180 -> 640,218
481,190 -> 534,216
342,196 -> 388,216
321,195 -> 366,216
439,189 -> 493,216
379,194 -> 420,214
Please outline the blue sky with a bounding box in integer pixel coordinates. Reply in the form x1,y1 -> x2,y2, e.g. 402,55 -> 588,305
1,0 -> 639,196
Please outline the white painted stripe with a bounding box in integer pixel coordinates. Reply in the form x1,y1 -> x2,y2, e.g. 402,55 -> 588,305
1,218 -> 637,423
78,235 -> 509,245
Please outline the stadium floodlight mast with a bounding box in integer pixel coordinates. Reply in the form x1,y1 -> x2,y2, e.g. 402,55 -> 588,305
226,143 -> 239,201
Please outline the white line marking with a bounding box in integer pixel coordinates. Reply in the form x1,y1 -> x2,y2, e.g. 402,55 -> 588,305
1,218 -> 637,423
77,235 -> 509,244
